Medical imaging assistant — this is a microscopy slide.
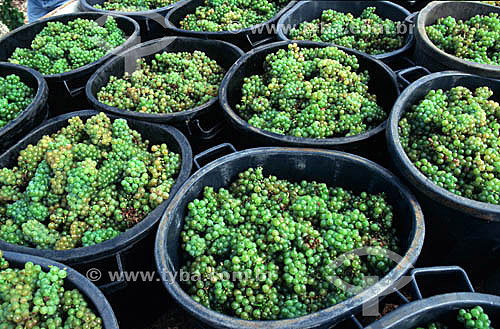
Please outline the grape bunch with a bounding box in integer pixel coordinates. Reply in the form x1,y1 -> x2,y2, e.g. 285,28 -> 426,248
95,0 -> 177,12
458,306 -> 493,329
8,17 -> 126,75
180,167 -> 399,320
399,86 -> 500,205
179,0 -> 290,32
0,250 -> 103,328
236,43 -> 386,139
0,74 -> 34,129
97,50 -> 225,114
426,13 -> 500,65
289,7 -> 405,55
414,305 -> 492,329
0,113 -> 181,250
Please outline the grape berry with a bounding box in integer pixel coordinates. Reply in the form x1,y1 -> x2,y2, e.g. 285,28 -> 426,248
0,113 -> 181,250
236,43 -> 386,139
0,74 -> 34,129
179,0 -> 290,32
415,306 -> 493,329
180,167 -> 399,320
399,86 -> 500,205
289,7 -> 405,55
426,13 -> 500,66
95,0 -> 177,12
97,50 -> 225,114
8,17 -> 126,75
0,250 -> 103,328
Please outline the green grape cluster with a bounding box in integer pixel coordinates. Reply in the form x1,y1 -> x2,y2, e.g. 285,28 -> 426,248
235,43 -> 385,138
0,74 -> 34,129
180,167 -> 399,320
94,0 -> 177,11
458,306 -> 493,329
426,13 -> 500,65
8,17 -> 126,75
97,51 -> 225,114
179,0 -> 290,32
289,7 -> 405,55
414,306 -> 493,329
0,113 -> 181,250
0,250 -> 103,328
399,86 -> 500,205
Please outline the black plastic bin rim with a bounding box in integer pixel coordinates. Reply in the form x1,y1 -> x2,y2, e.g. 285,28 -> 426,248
219,40 -> 399,147
0,62 -> 48,139
276,1 -> 414,61
155,147 -> 425,329
416,1 -> 500,72
164,0 -> 297,35
366,292 -> 500,329
386,71 -> 500,220
86,36 -> 245,121
0,12 -> 140,81
80,0 -> 184,17
1,250 -> 119,328
0,110 -> 192,264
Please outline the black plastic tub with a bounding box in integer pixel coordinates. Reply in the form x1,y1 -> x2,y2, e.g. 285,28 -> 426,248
0,110 -> 192,294
414,1 -> 500,79
366,266 -> 500,328
86,36 -> 244,126
164,0 -> 297,51
218,40 -> 400,152
155,147 -> 425,329
0,13 -> 140,115
0,62 -> 48,153
386,71 -> 500,276
367,293 -> 500,329
79,0 -> 183,41
2,250 -> 119,328
277,1 -> 415,63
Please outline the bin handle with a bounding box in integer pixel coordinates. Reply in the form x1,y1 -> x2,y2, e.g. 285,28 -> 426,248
387,56 -> 416,72
348,266 -> 470,327
350,314 -> 364,329
410,266 -> 474,300
185,119 -> 224,140
396,66 -> 431,90
63,80 -> 85,98
246,34 -> 275,49
405,11 -> 419,25
97,253 -> 128,294
193,143 -> 236,169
